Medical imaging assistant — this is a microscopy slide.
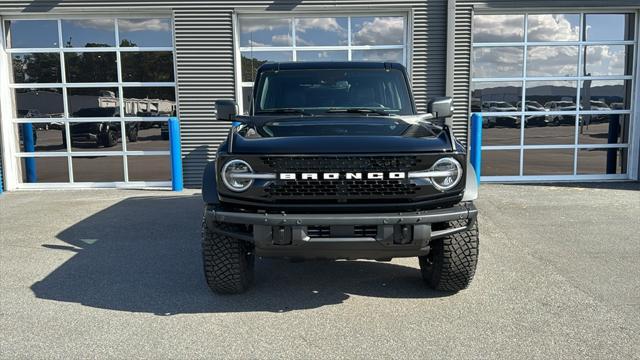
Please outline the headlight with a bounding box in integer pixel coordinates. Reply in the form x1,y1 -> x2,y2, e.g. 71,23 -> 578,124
221,159 -> 254,192
408,157 -> 463,191
429,158 -> 463,191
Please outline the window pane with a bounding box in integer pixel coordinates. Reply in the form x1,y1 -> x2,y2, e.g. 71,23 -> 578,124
65,52 -> 117,82
67,88 -> 119,117
526,46 -> 578,77
295,17 -> 348,46
296,50 -> 348,62
576,148 -> 626,175
118,18 -> 172,47
127,156 -> 170,181
585,14 -> 635,41
473,82 -> 522,146
472,81 -> 522,110
584,45 -> 632,76
578,114 -> 629,145
527,14 -> 580,42
523,149 -> 574,175
524,115 -> 575,145
351,16 -> 404,46
5,20 -> 59,48
21,157 -> 69,183
121,52 -> 174,82
351,49 -> 403,63
15,88 -> 64,118
580,80 -> 631,111
482,119 -> 522,146
125,122 -> 169,151
239,18 -> 291,47
526,80 -> 577,116
123,87 -> 176,117
241,86 -> 252,114
17,123 -> 66,152
472,47 -> 524,78
241,51 -> 292,82
69,122 -> 123,151
12,53 -> 61,83
72,156 -> 124,182
481,150 -> 520,176
473,15 -> 524,43
61,19 -> 115,48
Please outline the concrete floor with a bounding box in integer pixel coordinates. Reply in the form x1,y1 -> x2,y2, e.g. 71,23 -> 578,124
0,184 -> 638,359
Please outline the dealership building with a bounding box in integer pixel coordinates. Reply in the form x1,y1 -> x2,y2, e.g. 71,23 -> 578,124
0,0 -> 638,190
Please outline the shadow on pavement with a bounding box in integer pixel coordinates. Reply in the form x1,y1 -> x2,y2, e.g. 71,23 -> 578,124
31,195 -> 447,315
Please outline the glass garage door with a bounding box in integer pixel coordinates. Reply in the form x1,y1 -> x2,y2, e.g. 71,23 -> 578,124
236,14 -> 408,113
471,13 -> 637,181
3,17 -> 176,187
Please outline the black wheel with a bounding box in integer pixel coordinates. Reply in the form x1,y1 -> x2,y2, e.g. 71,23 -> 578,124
419,220 -> 479,292
128,126 -> 139,142
202,218 -> 255,294
161,132 -> 169,141
101,129 -> 118,148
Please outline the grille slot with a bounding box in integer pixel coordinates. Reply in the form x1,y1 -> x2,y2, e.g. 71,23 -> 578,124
354,225 -> 378,237
307,226 -> 331,238
306,225 -> 378,238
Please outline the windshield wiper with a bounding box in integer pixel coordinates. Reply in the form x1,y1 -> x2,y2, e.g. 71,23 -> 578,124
256,108 -> 313,116
326,108 -> 391,116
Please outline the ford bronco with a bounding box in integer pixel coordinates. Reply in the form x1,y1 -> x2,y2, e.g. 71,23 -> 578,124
202,62 -> 479,294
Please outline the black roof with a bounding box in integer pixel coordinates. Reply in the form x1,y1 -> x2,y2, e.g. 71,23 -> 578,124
257,61 -> 406,71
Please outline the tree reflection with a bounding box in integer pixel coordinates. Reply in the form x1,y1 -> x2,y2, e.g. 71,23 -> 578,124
65,49 -> 117,83
12,53 -> 61,83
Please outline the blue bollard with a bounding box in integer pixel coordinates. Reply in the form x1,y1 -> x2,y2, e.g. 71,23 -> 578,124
469,113 -> 482,184
22,123 -> 37,183
168,117 -> 183,191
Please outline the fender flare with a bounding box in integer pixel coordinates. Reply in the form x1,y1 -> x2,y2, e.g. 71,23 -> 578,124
462,164 -> 478,202
201,161 -> 220,205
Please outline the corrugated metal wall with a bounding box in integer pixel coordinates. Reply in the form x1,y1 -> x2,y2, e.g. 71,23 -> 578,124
451,2 -> 473,143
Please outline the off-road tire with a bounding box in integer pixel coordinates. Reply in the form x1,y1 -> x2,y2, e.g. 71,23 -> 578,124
100,129 -> 118,148
202,218 -> 255,294
419,220 -> 479,292
128,126 -> 139,142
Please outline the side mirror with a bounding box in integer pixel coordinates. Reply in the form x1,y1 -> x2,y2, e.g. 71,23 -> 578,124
215,100 -> 238,121
428,97 -> 454,118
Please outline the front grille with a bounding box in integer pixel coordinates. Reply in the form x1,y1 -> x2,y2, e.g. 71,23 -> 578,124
266,179 -> 418,198
262,156 -> 422,199
261,155 -> 420,173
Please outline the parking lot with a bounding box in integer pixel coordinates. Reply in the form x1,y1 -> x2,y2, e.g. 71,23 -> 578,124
1,183 -> 639,359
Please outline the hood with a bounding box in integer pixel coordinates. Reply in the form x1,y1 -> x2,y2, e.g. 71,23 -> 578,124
230,115 -> 452,154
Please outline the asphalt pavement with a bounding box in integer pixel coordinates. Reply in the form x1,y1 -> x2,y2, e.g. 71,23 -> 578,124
0,183 -> 638,359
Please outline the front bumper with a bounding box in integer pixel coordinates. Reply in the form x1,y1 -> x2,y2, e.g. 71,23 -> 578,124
205,202 -> 477,260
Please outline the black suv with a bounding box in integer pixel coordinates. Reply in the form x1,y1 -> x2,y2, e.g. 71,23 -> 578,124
67,108 -> 139,147
202,62 -> 479,294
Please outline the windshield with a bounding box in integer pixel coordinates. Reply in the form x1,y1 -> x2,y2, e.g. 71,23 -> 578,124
253,68 -> 414,115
